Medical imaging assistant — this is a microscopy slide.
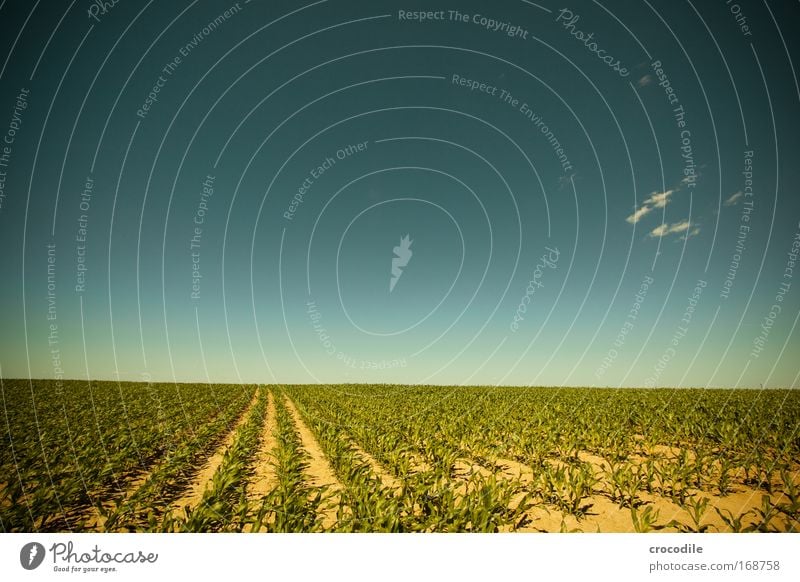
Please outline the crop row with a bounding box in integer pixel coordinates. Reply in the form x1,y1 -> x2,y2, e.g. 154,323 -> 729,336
287,386 -> 528,531
164,387 -> 269,532
3,381 -> 798,532
283,385 -> 800,532
0,379 -> 254,531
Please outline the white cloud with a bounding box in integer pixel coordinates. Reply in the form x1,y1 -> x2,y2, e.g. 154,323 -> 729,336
649,223 -> 668,237
724,191 -> 743,206
626,205 -> 654,224
679,226 -> 702,241
649,219 -> 692,238
667,220 -> 691,234
644,189 -> 674,208
626,190 -> 673,224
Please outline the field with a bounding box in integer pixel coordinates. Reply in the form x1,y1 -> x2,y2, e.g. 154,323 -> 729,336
1,380 -> 798,532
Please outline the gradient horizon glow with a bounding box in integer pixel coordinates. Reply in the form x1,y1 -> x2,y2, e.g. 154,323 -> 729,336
0,1 -> 798,388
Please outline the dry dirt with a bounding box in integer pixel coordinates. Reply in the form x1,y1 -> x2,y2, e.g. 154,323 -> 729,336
283,394 -> 343,528
247,389 -> 279,501
347,438 -> 402,491
486,449 -> 794,532
244,390 -> 279,532
170,392 -> 258,515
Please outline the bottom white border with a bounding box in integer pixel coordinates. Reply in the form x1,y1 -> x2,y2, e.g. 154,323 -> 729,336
1,533 -> 798,581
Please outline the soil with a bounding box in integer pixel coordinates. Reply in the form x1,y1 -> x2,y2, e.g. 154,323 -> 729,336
169,392 -> 258,515
283,394 -> 342,528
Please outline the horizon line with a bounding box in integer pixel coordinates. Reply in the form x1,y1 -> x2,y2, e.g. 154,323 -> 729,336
0,377 -> 790,390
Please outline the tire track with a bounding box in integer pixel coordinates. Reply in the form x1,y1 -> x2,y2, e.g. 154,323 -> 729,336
79,396 -> 247,531
247,389 -> 278,501
282,393 -> 342,528
348,439 -> 401,491
81,436 -> 210,530
244,389 -> 279,532
82,472 -> 150,531
170,390 -> 259,514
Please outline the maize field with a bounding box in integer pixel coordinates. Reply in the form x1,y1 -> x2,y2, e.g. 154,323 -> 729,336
1,380 -> 798,532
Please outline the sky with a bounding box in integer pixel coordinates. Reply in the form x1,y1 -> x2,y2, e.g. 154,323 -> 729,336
0,0 -> 798,388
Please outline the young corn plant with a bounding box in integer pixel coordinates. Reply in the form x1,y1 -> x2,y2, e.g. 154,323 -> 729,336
670,496 -> 711,532
104,388 -> 256,531
716,456 -> 734,496
714,507 -> 750,532
607,462 -> 641,508
289,396 -> 405,532
630,505 -> 660,532
172,388 -> 268,531
741,451 -> 776,493
558,516 -> 581,532
537,464 -> 566,508
658,460 -> 692,506
252,394 -> 324,532
776,469 -> 800,528
745,495 -> 782,532
563,463 -> 599,517
7,381 -> 800,533
637,459 -> 657,494
453,473 -> 529,532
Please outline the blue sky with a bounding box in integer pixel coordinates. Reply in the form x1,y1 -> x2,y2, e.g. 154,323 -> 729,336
0,0 -> 798,387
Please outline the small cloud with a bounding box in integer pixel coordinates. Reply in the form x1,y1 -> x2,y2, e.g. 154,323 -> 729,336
637,74 -> 653,87
667,220 -> 691,234
679,226 -> 702,241
644,189 -> 674,208
649,219 -> 692,238
626,205 -> 654,224
649,223 -> 668,237
724,191 -> 743,206
626,190 -> 673,224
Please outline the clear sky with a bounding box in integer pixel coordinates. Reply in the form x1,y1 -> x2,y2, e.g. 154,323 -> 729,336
0,0 -> 798,388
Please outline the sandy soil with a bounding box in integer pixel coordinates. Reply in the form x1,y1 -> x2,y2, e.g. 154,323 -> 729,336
82,471 -> 151,531
493,457 -> 537,484
170,392 -> 258,514
485,449 -> 795,532
244,390 -> 279,532
347,439 -> 401,491
514,486 -> 785,533
449,458 -> 496,498
282,394 -> 342,528
247,389 -> 278,500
